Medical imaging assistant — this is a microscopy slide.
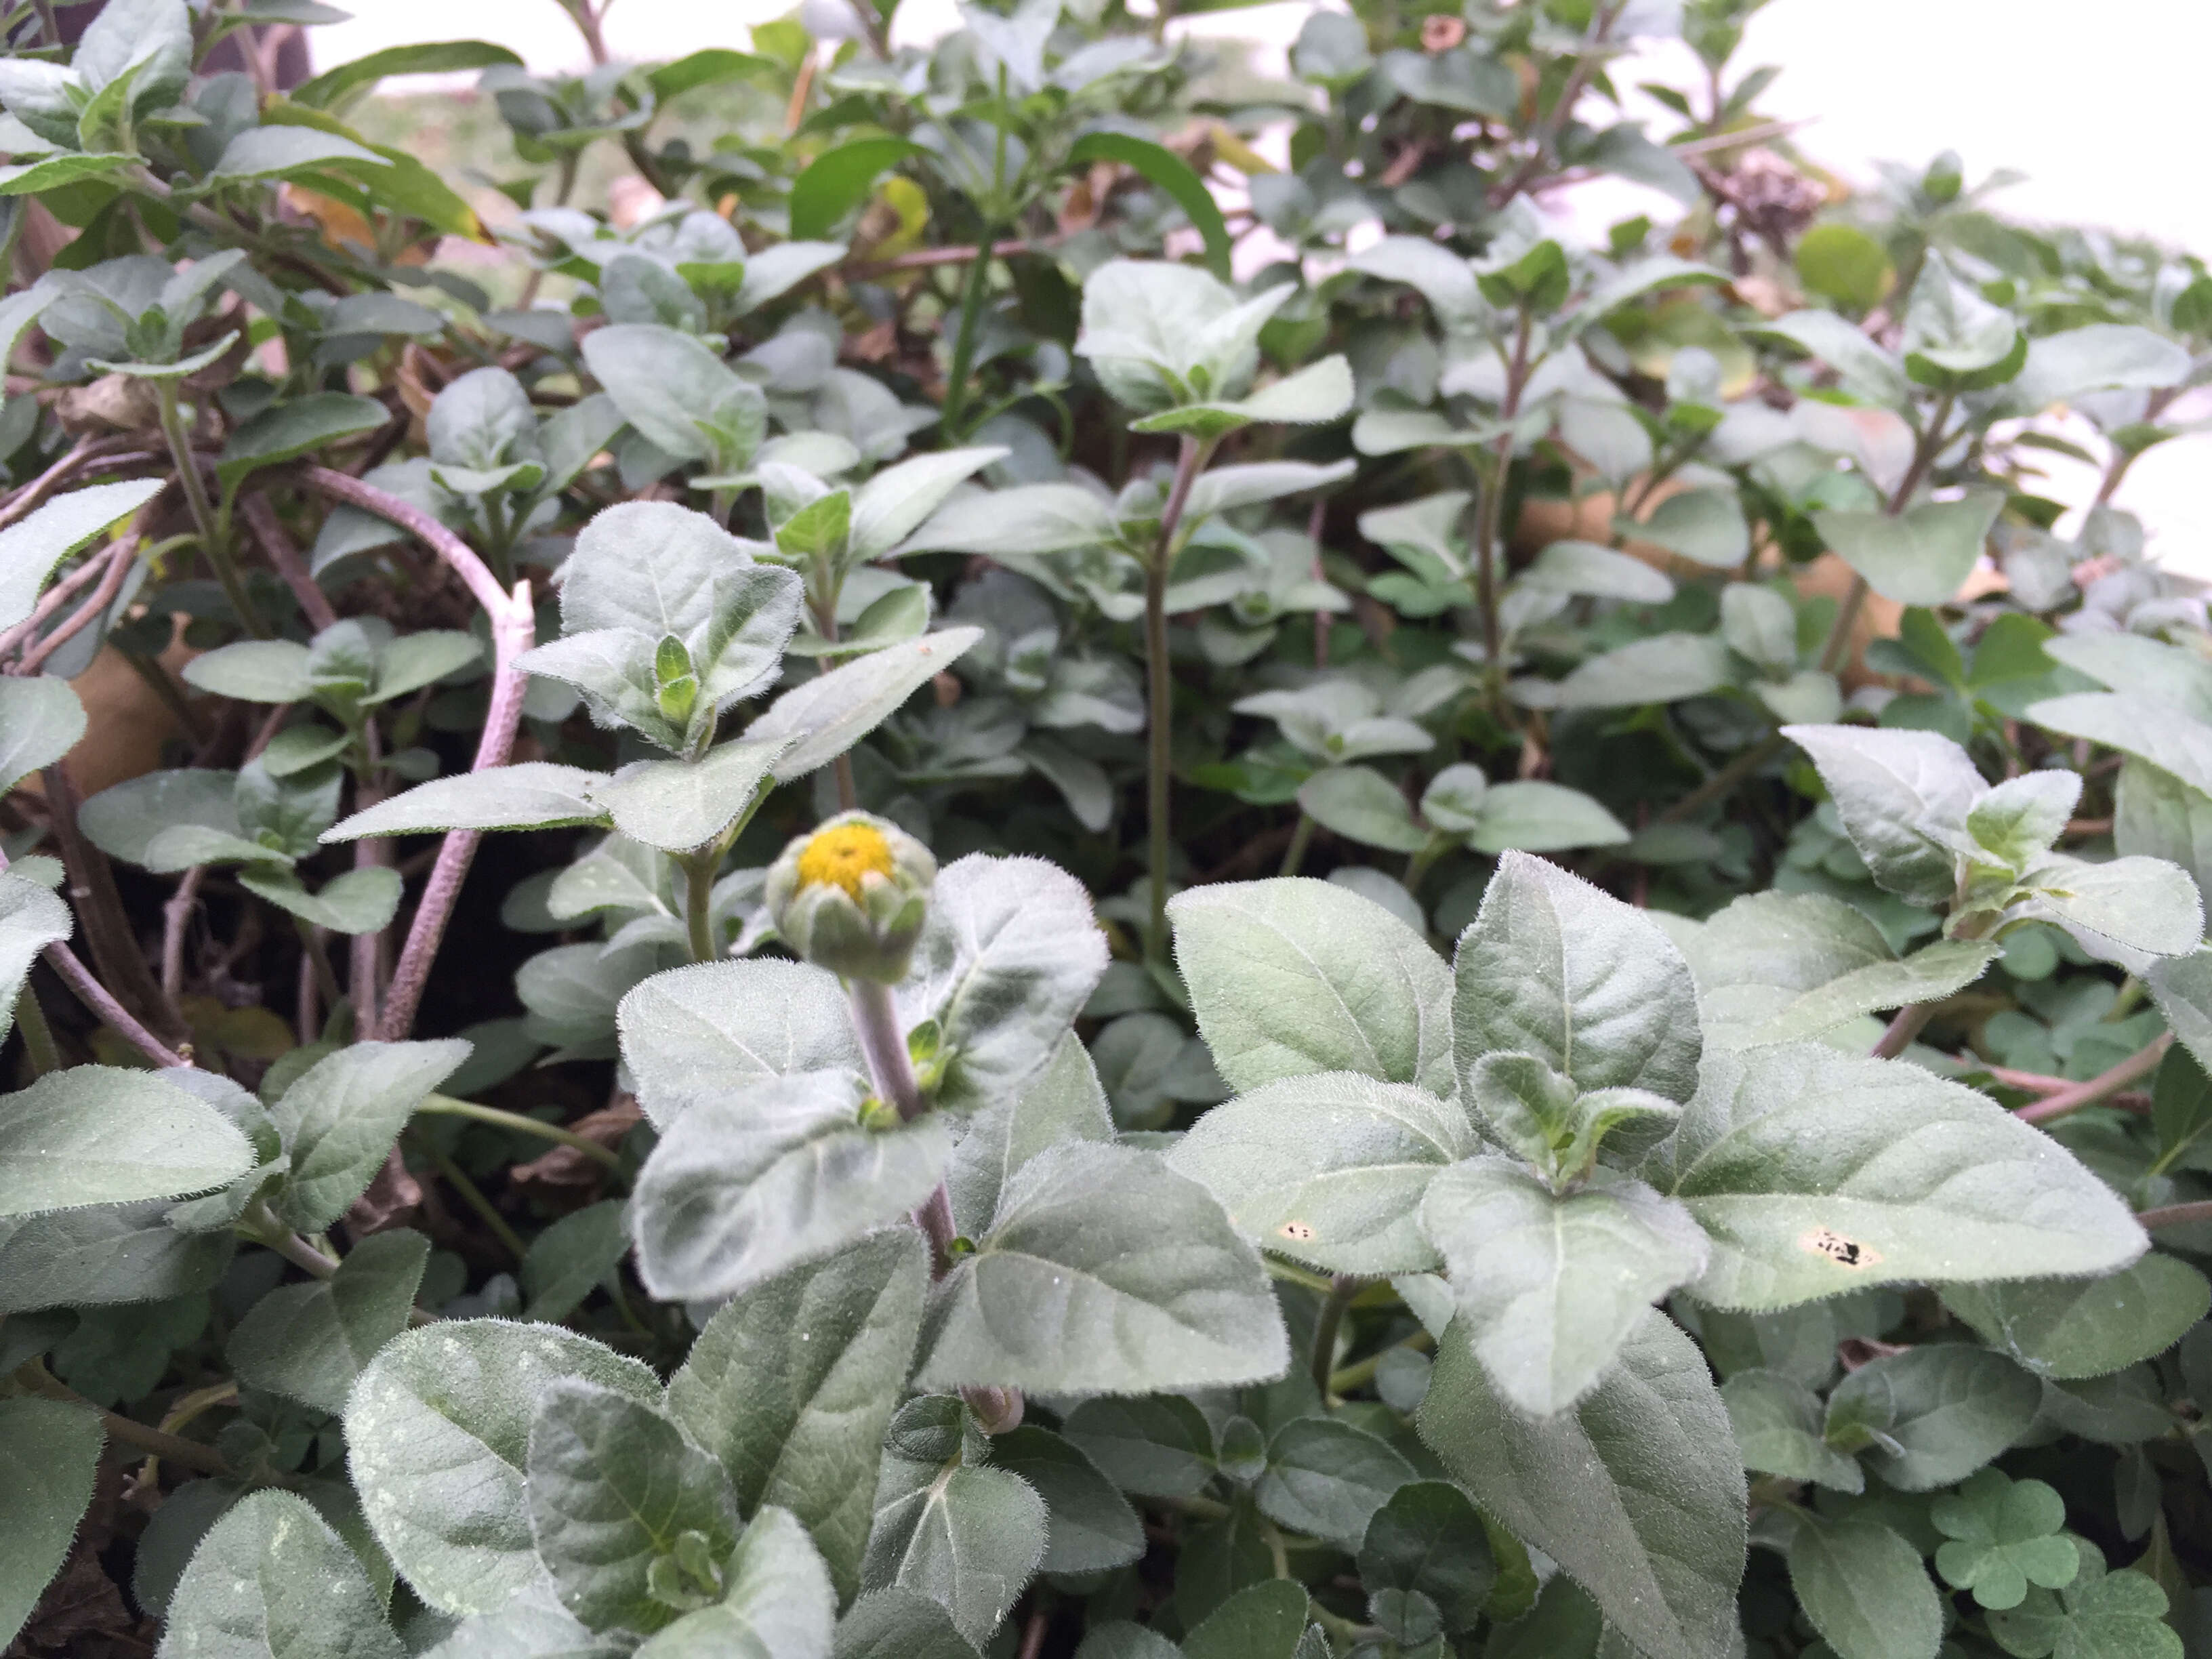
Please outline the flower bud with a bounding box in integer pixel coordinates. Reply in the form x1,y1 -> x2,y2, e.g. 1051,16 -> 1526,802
765,811 -> 936,983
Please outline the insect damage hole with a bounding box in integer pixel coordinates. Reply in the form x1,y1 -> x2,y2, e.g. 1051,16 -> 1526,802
1278,1221 -> 1316,1242
1801,1226 -> 1878,1269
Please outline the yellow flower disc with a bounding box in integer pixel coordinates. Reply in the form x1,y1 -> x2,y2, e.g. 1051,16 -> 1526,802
796,822 -> 895,897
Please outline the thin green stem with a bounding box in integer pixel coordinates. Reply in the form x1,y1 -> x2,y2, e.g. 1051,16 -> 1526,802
939,67 -> 1012,437
1655,731 -> 1787,825
1329,1328 -> 1435,1396
682,850 -> 718,962
1311,1274 -> 1359,1399
1279,813 -> 1315,878
1403,836 -> 1446,897
16,1361 -> 234,1479
417,1093 -> 625,1170
15,981 -> 61,1076
417,1134 -> 529,1263
156,382 -> 266,637
1145,434 -> 1213,962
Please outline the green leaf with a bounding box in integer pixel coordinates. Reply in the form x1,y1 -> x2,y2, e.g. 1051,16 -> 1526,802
346,1320 -> 660,1615
1420,1159 -> 1708,1416
1943,1255 -> 2211,1380
367,630 -> 483,704
790,137 -> 926,241
1170,876 -> 1455,1097
1061,1394 -> 1218,1499
832,1589 -> 981,1658
630,1071 -> 951,1300
1929,1469 -> 2079,1612
1752,311 -> 1910,408
899,854 -> 1109,1115
1787,1516 -> 1942,1659
897,483 -> 1116,558
182,640 -> 314,704
160,1491 -> 402,1659
1796,224 -> 1895,310
915,1141 -> 1288,1393
1626,488 -> 1749,569
1547,632 -> 1732,708
1066,133 -> 1230,279
2008,325 -> 2192,411
1721,1369 -> 1864,1492
1253,1416 -> 1413,1547
0,478 -> 162,632
588,736 -> 788,853
225,1227 -> 429,1414
1357,1479 -> 1495,1635
1416,1306 -> 1746,1659
1782,724 -> 1984,905
0,1067 -> 253,1218
525,1380 -> 738,1635
1467,781 -> 1631,855
1456,849 -> 1702,1103
1824,1344 -> 2041,1490
0,152 -> 134,194
580,325 -> 765,469
1296,765 -> 1429,853
1677,890 -> 1998,1050
947,1031 -> 1114,1237
2030,693 -> 2212,800
217,394 -> 390,491
665,1230 -> 925,1603
848,448 -> 1006,566
1182,1579 -> 1313,1659
752,628 -> 983,783
1652,1042 -> 2147,1309
632,1507 -> 836,1658
0,1199 -> 234,1315
294,40 -> 523,110
0,1397 -> 102,1650
616,959 -> 864,1128
325,763 -> 612,840
985,1427 -> 1143,1574
2152,1040 -> 2212,1171
76,770 -> 270,873
209,124 -> 392,182
1168,1071 -> 1474,1273
417,1580 -> 629,1659
2021,853 -> 2204,958
1813,493 -> 2003,606
0,677 -> 85,796
269,1039 -> 471,1232
0,874 -> 71,1050
1132,361 -> 1356,441
239,865 -> 403,936
862,1451 -> 1044,1647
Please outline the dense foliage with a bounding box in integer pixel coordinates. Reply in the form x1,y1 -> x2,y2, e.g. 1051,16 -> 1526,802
8,1 -> 2212,1656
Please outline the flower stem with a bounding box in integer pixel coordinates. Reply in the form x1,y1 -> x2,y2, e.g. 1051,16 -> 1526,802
1311,1273 -> 1359,1399
417,1094 -> 626,1169
1144,434 -> 1212,962
156,382 -> 266,638
2019,1033 -> 2173,1128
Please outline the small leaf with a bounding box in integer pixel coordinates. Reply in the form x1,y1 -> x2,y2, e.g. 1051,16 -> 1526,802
1813,493 -> 2003,606
218,394 -> 390,491
1824,1345 -> 2041,1490
324,763 -> 612,840
1254,1416 -> 1414,1547
985,1427 -> 1143,1574
1787,1515 -> 1942,1659
0,1398 -> 102,1650
862,1452 -> 1044,1647
617,959 -> 863,1128
751,628 -> 983,782
1943,1254 -> 2211,1380
1782,723 -> 1984,905
0,478 -> 162,633
225,1227 -> 429,1414
586,736 -> 789,853
1721,1369 -> 1864,1492
631,1507 -> 836,1658
159,1491 -> 402,1659
0,1067 -> 253,1218
1066,133 -> 1230,278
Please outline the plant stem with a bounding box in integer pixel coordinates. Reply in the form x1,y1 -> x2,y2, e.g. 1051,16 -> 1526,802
1328,1328 -> 1435,1396
417,1093 -> 626,1169
1279,813 -> 1315,878
1311,1274 -> 1359,1399
241,1202 -> 342,1279
15,1361 -> 234,1479
682,851 -> 718,962
851,978 -> 927,1121
1144,434 -> 1212,962
938,222 -> 998,439
16,982 -> 62,1076
417,1134 -> 529,1263
1818,391 -> 1957,675
1403,836 -> 1446,897
156,382 -> 266,637
1469,306 -> 1534,701
2137,1200 -> 2212,1231
2019,1033 -> 2173,1128
1656,731 -> 1787,825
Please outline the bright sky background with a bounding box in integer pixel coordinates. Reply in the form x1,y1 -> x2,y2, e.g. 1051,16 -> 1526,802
317,0 -> 2212,575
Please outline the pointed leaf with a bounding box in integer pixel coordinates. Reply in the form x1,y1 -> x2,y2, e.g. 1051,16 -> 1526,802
0,1067 -> 252,1218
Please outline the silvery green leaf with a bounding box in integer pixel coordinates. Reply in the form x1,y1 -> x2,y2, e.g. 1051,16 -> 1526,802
367,631 -> 483,705
1677,891 -> 1999,1050
525,1380 -> 738,1635
581,325 -> 766,467
946,1032 -> 1114,1238
180,639 -> 314,704
157,1490 -> 403,1659
219,395 -> 392,491
1454,850 -> 1702,1103
209,125 -> 389,180
1169,876 -> 1455,1096
1167,1072 -> 1473,1273
0,873 -> 70,1050
325,763 -> 611,840
238,865 -> 403,937
0,1067 -> 252,1218
418,1579 -> 628,1659
1628,489 -> 1748,569
1812,493 -> 2003,607
1721,1369 -> 1864,1492
586,736 -> 790,853
1131,359 -> 1356,440
0,676 -> 85,796
730,241 -> 847,316
520,1201 -> 628,1324
1521,539 -> 1673,602
1297,765 -> 1429,852
1781,723 -> 1984,905
269,1040 -> 472,1233
2031,693 -> 2212,799
1719,583 -> 1797,674
1254,1417 -> 1414,1548
1076,260 -> 1290,413
224,1229 -> 430,1414
631,1507 -> 836,1658
0,1197 -> 234,1314
1420,1158 -> 1709,1416
2150,948 -> 2212,1075
346,1321 -> 661,1615
1546,632 -> 1731,708
1416,1307 -> 1745,1659
1184,456 -> 1356,520
831,1589 -> 979,1658
1756,670 -> 1843,726
1466,781 -> 1631,855
2117,758 -> 2212,898
2042,633 -> 2212,717
1059,1395 -> 1218,1500
1359,491 -> 1469,581
915,1141 -> 1288,1393
1942,1254 -> 2211,1381
1753,311 -> 1910,408
1650,1042 -> 2148,1310
427,365 -> 539,472
0,484 -> 162,625
1822,1345 -> 2039,1490
1785,1516 -> 1942,1659
848,448 -> 1006,562
0,1397 -> 102,1652
896,854 -> 1108,1115
895,483 -> 1115,558
630,1071 -> 951,1300
2020,853 -> 2204,958
752,628 -> 983,782
74,769 -> 268,872
617,960 -> 863,1129
666,1231 -> 925,1603
984,1427 -> 1143,1574
1351,405 -> 1488,455
1357,1481 -> 1496,1635
2005,324 -> 2190,411
1347,237 -> 1483,330
861,1456 -> 1043,1647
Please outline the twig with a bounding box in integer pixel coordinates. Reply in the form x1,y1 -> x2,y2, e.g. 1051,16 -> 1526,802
14,539 -> 134,675
1489,2 -> 1625,207
417,1093 -> 626,1170
2138,1200 -> 2212,1232
161,867 -> 205,1000
0,539 -> 125,663
30,765 -> 188,1048
302,466 -> 510,619
0,435 -> 125,531
242,493 -> 337,631
14,1361 -> 234,1479
1145,434 -> 1212,961
2015,1033 -> 2172,1126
